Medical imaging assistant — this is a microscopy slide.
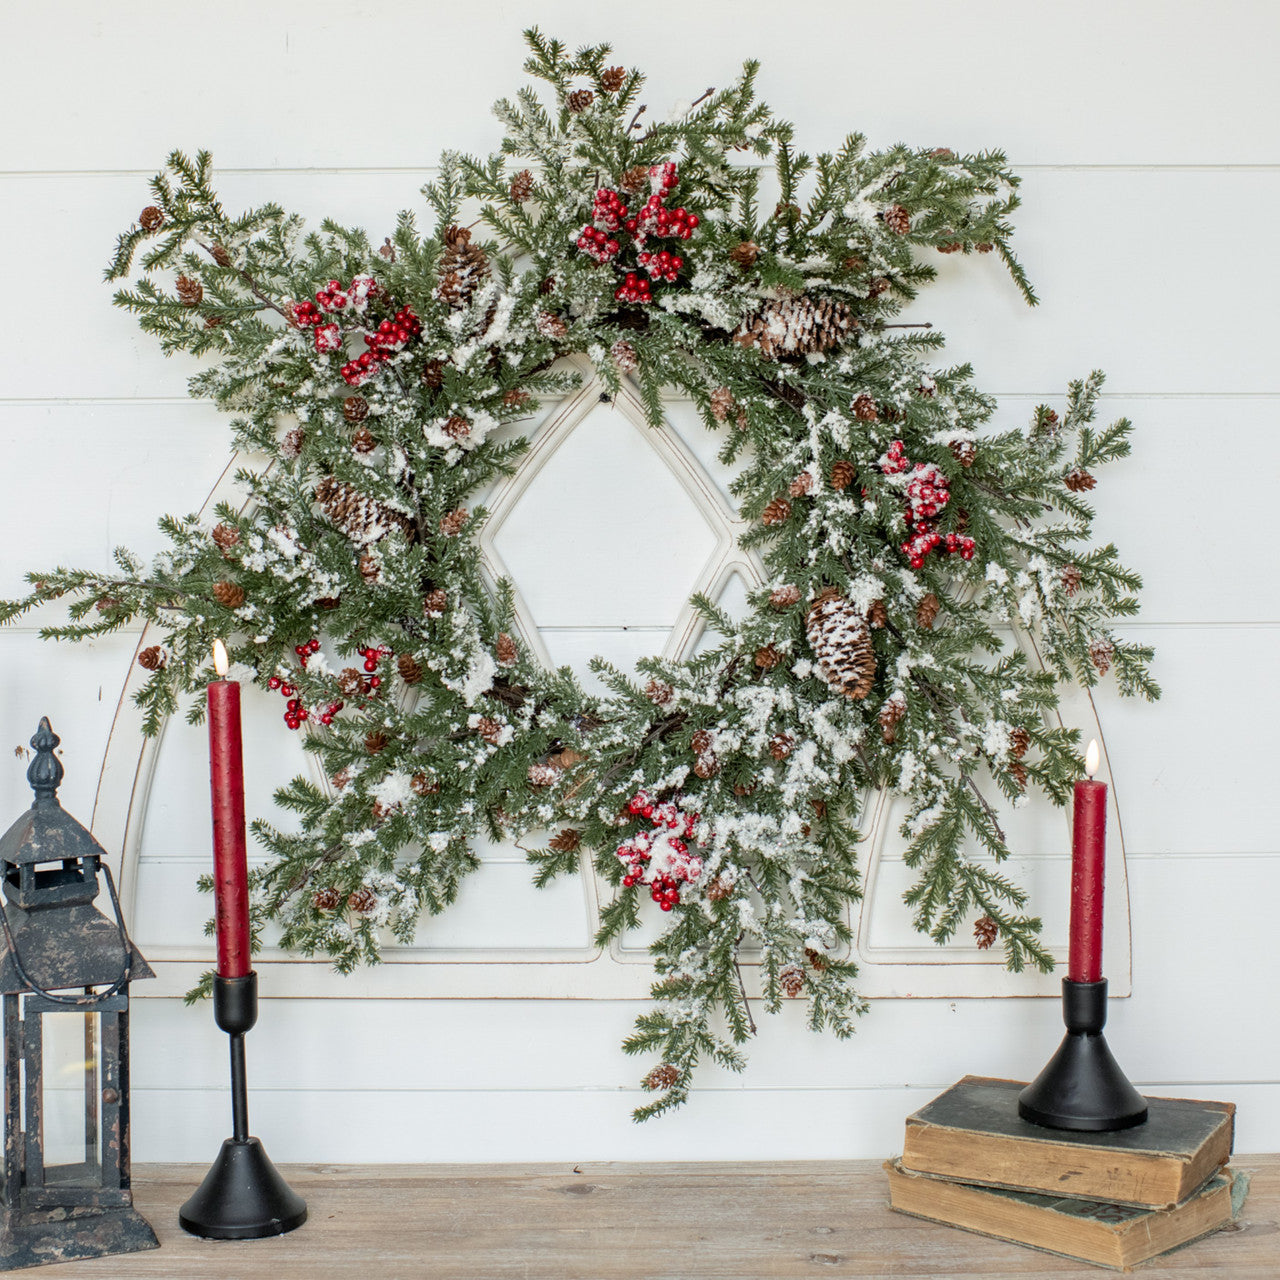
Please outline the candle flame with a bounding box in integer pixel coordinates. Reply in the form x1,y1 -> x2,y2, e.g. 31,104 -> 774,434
1085,738 -> 1100,778
212,639 -> 229,678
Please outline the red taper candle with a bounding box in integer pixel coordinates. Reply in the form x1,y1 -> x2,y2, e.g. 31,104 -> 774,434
1067,738 -> 1107,984
208,639 -> 252,978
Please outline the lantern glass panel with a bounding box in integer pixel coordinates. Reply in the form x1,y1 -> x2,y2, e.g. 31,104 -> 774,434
38,1009 -> 101,1186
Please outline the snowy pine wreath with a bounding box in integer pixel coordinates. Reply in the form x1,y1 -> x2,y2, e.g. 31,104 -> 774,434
2,31 -> 1158,1118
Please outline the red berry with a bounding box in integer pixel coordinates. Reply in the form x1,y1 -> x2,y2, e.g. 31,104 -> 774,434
369,675 -> 381,688
280,683 -> 295,697
268,676 -> 282,689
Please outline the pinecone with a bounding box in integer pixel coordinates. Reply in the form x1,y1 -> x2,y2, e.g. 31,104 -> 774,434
536,311 -> 568,339
281,427 -> 305,459
975,242 -> 994,254
775,202 -> 801,222
1009,726 -> 1031,759
950,440 -> 976,468
619,165 -> 648,195
549,828 -> 581,853
365,730 -> 389,755
1009,759 -> 1028,789
1061,564 -> 1083,596
611,339 -> 638,373
137,645 -> 165,671
358,553 -> 380,582
770,584 -> 800,610
567,88 -> 595,113
730,240 -> 759,269
211,522 -> 240,553
1089,638 -> 1114,676
347,887 -> 378,915
443,415 -> 470,440
1064,468 -> 1097,492
342,395 -> 368,423
789,471 -> 813,498
504,388 -> 531,409
706,876 -> 733,902
439,507 -> 469,538
916,593 -> 941,629
879,693 -> 906,743
313,887 -> 341,912
528,763 -> 560,788
974,915 -> 998,950
754,643 -> 782,670
600,65 -> 627,92
139,205 -> 164,231
351,426 -> 376,454
691,729 -> 713,755
495,633 -> 518,667
175,275 -> 203,306
423,588 -> 448,616
852,393 -> 879,422
331,767 -> 353,791
733,781 -> 757,797
882,204 -> 912,235
475,717 -> 503,745
867,276 -> 891,297
709,387 -> 735,422
829,459 -> 857,491
410,772 -> 440,796
693,753 -> 720,779
645,678 -> 674,706
338,668 -> 364,697
397,653 -> 423,685
314,476 -> 413,544
539,275 -> 557,296
769,733 -> 794,761
938,241 -> 962,254
379,238 -> 396,261
212,581 -> 246,609
867,599 -> 888,629
779,963 -> 805,997
205,315 -> 223,329
804,946 -> 829,972
806,589 -> 877,699
422,358 -> 446,390
761,497 -> 792,526
508,169 -> 533,203
733,295 -> 855,360
437,225 -> 489,307
643,1063 -> 680,1091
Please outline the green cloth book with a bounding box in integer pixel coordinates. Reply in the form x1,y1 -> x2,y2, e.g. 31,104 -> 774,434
886,1160 -> 1247,1272
901,1076 -> 1234,1208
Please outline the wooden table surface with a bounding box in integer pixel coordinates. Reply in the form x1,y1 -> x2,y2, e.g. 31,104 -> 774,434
23,1156 -> 1280,1279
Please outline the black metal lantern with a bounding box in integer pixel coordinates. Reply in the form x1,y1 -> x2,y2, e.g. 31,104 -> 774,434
0,718 -> 158,1269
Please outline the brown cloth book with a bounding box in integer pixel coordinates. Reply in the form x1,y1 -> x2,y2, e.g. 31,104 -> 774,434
886,1160 -> 1246,1272
901,1076 -> 1234,1208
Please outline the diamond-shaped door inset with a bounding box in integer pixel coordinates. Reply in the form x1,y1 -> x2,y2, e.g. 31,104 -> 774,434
483,367 -> 758,686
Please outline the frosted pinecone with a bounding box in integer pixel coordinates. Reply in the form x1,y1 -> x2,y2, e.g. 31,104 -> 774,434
508,169 -> 533,203
779,964 -> 805,997
732,295 -> 855,360
769,733 -> 794,760
879,692 -> 906,743
852,393 -> 879,422
761,497 -> 792,526
770,584 -> 800,610
475,717 -> 503,745
754,644 -> 782,670
347,887 -> 378,915
1061,564 -> 1084,596
882,204 -> 912,235
611,339 -> 638,373
806,589 -> 876,699
437,225 -> 489,307
789,471 -> 814,497
212,522 -> 240,552
536,311 -> 568,339
439,507 -> 469,537
1064,468 -> 1097,492
137,645 -> 165,671
974,916 -> 999,949
314,476 -> 413,544
1089,638 -> 1114,675
495,633 -> 518,667
709,387 -> 735,422
527,763 -> 561,788
643,1063 -> 680,1091
645,678 -> 675,706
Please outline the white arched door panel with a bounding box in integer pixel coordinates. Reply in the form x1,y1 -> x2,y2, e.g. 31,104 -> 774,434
90,367 -> 1131,999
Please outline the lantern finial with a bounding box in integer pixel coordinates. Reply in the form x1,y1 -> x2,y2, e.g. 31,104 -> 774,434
27,717 -> 64,806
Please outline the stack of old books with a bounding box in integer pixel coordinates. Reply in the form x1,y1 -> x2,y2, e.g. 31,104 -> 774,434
887,1076 -> 1245,1271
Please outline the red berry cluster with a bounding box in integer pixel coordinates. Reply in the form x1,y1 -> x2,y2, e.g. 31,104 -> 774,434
617,791 -> 704,911
358,643 -> 391,676
880,440 -> 977,568
342,306 -> 421,386
574,163 -> 700,305
294,637 -> 321,667
288,276 -> 421,386
267,639 -> 346,730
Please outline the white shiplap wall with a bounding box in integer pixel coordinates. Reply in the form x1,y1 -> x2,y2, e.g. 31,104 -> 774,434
2,1 -> 1278,1161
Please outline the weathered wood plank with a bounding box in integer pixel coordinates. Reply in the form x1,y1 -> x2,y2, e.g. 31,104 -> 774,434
23,1157 -> 1280,1279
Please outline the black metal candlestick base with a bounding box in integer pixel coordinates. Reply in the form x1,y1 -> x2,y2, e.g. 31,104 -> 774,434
179,973 -> 307,1240
1018,978 -> 1148,1132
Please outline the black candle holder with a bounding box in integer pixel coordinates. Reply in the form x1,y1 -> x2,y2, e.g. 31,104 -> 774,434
1018,978 -> 1148,1132
178,973 -> 307,1239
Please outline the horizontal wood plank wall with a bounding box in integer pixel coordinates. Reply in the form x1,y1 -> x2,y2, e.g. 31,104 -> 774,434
2,0 -> 1277,1160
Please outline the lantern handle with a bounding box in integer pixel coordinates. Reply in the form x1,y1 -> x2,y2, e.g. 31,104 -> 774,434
0,864 -> 135,1006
